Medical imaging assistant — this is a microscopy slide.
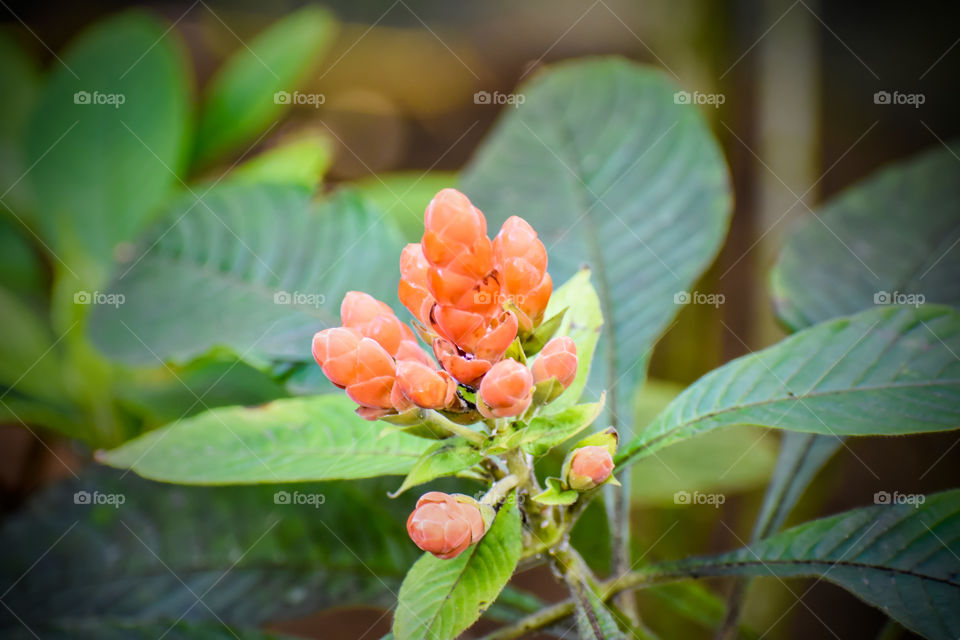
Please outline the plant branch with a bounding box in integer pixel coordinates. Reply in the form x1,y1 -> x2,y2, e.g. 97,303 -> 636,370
480,569 -> 669,640
482,474 -> 520,507
421,409 -> 487,445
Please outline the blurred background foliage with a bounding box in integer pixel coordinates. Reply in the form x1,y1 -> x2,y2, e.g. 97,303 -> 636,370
0,1 -> 958,638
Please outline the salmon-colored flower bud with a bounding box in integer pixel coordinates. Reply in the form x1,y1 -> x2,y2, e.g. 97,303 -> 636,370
399,244 -> 435,324
474,311 -> 519,362
390,381 -> 415,413
311,327 -> 364,387
434,338 -> 491,387
478,359 -> 533,418
395,339 -> 432,366
340,291 -> 415,356
493,216 -> 547,274
532,336 -> 577,389
567,445 -> 614,491
346,376 -> 395,411
342,337 -> 397,412
406,491 -> 486,559
427,267 -> 480,307
432,306 -> 486,352
396,360 -> 457,410
422,189 -> 492,279
341,291 -> 393,327
516,272 -> 553,331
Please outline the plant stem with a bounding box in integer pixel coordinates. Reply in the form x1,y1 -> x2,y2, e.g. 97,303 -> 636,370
480,569 -> 668,640
482,474 -> 520,508
422,409 -> 486,445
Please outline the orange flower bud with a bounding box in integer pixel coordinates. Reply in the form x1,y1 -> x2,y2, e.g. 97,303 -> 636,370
474,310 -> 518,362
493,216 -> 547,274
341,291 -> 415,357
532,336 -> 577,389
567,445 -> 614,491
433,338 -> 491,387
395,339 -> 433,366
398,244 -> 435,325
406,492 -> 486,559
431,306 -> 486,352
343,338 -> 397,413
311,327 -> 364,387
396,360 -> 457,410
478,359 -> 533,419
422,189 -> 492,280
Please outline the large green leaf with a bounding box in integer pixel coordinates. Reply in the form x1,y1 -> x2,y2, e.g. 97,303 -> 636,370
5,620 -> 299,640
25,10 -> 190,280
662,490 -> 960,640
0,287 -> 64,401
391,437 -> 483,497
539,269 -> 603,413
771,141 -> 960,332
393,498 -> 522,640
193,6 -> 336,166
0,33 -> 39,218
98,395 -> 432,484
461,57 -> 732,432
228,132 -> 333,189
89,184 -> 405,367
618,305 -> 960,467
0,467 -> 422,633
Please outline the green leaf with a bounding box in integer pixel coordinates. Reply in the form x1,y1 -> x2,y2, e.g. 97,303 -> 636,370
661,490 -> 960,640
90,185 -> 405,367
5,620 -> 300,640
0,287 -> 64,401
228,132 -> 333,189
25,10 -> 191,281
0,467 -> 422,633
352,171 -> 459,243
97,395 -> 432,484
193,6 -> 337,166
751,431 -> 844,538
521,396 -> 605,456
573,581 -> 627,640
618,305 -> 960,467
0,33 -> 40,217
771,141 -> 960,332
390,437 -> 483,497
539,269 -> 603,413
393,498 -> 522,640
461,57 -> 732,433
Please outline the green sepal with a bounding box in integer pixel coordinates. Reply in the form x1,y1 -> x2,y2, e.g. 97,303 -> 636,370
504,337 -> 527,364
532,477 -> 579,506
561,427 -> 619,488
522,307 -> 567,356
531,378 -> 565,406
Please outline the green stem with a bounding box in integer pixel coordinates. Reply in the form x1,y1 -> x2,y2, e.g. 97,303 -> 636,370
480,569 -> 668,640
422,409 -> 486,445
482,474 -> 520,507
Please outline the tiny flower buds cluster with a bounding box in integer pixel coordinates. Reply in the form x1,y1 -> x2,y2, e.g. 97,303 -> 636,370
406,492 -> 493,559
